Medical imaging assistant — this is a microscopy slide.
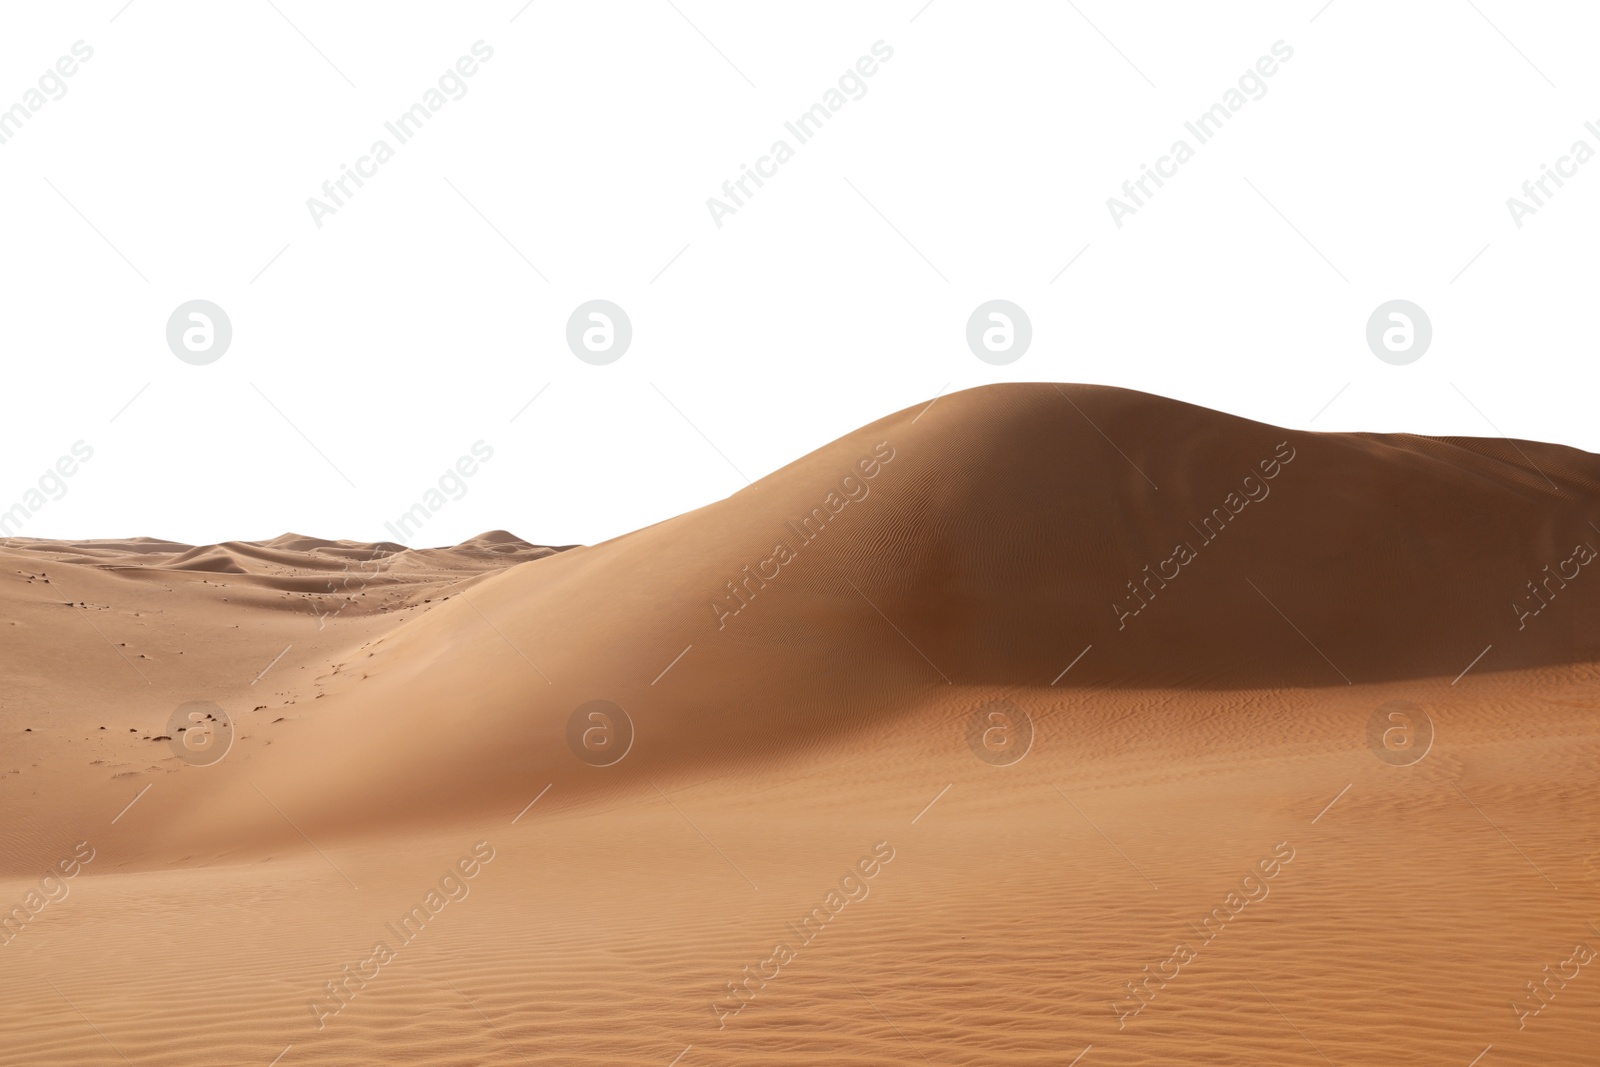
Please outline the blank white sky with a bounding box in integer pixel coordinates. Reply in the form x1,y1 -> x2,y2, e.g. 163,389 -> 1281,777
2,1 -> 1595,547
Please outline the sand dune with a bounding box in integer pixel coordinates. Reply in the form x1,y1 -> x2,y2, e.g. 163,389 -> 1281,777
2,384 -> 1597,1065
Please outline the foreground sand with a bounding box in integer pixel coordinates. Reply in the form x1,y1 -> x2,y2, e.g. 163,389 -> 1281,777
3,384 -> 1598,1065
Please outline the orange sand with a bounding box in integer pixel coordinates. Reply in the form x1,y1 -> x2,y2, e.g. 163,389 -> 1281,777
2,384 -> 1597,1065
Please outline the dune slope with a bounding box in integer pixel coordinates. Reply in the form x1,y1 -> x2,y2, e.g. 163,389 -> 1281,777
112,383 -> 1600,852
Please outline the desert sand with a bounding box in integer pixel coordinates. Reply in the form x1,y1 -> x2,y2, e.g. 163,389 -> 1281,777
2,382 -> 1598,1065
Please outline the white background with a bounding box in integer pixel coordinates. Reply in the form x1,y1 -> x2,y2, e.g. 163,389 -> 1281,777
2,1 -> 1596,548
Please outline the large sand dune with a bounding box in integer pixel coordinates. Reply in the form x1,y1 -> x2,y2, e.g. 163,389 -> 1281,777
2,383 -> 1597,1065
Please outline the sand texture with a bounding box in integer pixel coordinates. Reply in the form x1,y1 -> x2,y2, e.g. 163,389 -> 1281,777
3,384 -> 1598,1065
